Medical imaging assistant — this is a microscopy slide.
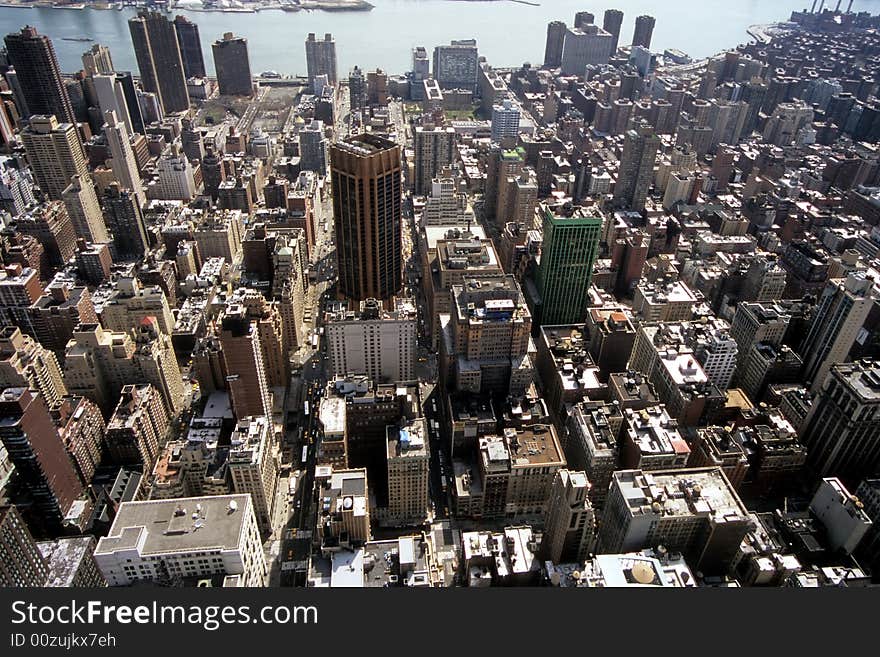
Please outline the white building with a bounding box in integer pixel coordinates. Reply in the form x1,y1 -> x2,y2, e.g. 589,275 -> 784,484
560,25 -> 614,76
491,98 -> 520,142
94,494 -> 267,587
227,415 -> 279,534
151,143 -> 197,202
809,478 -> 872,555
386,420 -> 430,526
325,297 -> 417,384
103,110 -> 145,208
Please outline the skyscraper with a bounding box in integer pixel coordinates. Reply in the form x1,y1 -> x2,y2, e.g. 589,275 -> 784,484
81,44 -> 114,76
331,134 -> 402,302
0,388 -> 83,535
305,33 -> 337,86
541,469 -> 595,564
800,360 -> 880,485
4,26 -> 75,124
543,21 -> 566,68
432,39 -> 479,93
491,98 -> 521,143
574,11 -> 595,28
800,272 -> 875,393
128,11 -> 190,114
535,204 -> 602,326
212,33 -> 253,97
0,505 -> 49,586
412,125 -> 456,196
20,115 -> 88,201
103,110 -> 146,209
632,15 -> 656,50
560,24 -> 614,76
114,72 -> 146,135
62,175 -> 109,245
349,65 -> 367,110
102,183 -> 149,259
172,15 -> 206,79
613,119 -> 660,212
219,304 -> 272,421
603,9 -> 624,54
92,73 -> 134,137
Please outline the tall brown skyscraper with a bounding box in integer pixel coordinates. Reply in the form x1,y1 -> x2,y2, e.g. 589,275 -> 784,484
331,134 -> 402,302
0,388 -> 83,535
212,33 -> 254,97
128,11 -> 190,114
632,15 -> 656,50
4,26 -> 75,124
219,304 -> 272,421
603,9 -> 624,54
173,15 -> 206,79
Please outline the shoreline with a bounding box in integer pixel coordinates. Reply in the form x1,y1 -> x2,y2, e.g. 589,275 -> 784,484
0,1 -> 376,11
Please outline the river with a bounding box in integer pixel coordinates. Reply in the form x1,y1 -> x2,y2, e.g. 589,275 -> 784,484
1,1 -> 878,76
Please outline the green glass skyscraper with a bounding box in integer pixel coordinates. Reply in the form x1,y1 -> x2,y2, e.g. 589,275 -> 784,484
536,205 -> 602,326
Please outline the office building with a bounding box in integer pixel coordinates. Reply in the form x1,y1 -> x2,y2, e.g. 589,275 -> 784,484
597,468 -> 753,574
443,275 -> 533,396
94,494 -> 267,587
151,143 -> 196,202
603,9 -> 624,54
92,73 -> 134,137
535,204 -> 602,326
63,319 -> 184,419
632,15 -> 656,50
228,416 -> 279,534
433,40 -> 479,93
103,110 -> 146,208
491,98 -> 520,143
105,383 -> 169,472
4,27 -> 74,125
325,298 -> 417,384
0,326 -> 67,407
544,21 -> 566,68
21,115 -> 88,201
541,469 -> 595,564
213,33 -> 253,97
172,15 -> 206,79
299,119 -> 328,174
730,302 -> 791,374
560,25 -> 614,76
13,201 -> 77,269
316,467 -> 371,546
305,33 -> 337,86
219,304 -> 272,421
800,272 -> 875,394
103,183 -> 149,259
0,388 -> 83,534
331,134 -> 402,302
613,120 -> 660,212
62,175 -> 109,244
413,125 -> 456,196
37,535 -> 106,587
809,478 -> 872,555
93,274 -> 174,335
82,43 -> 114,76
800,360 -> 880,485
0,505 -> 49,586
386,420 -> 430,526
129,11 -> 190,114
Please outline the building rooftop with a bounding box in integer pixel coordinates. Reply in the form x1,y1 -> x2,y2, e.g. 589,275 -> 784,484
95,494 -> 253,556
37,536 -> 98,587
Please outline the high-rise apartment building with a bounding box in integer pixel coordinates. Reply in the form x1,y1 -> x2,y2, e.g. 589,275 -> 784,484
81,43 -> 114,76
92,73 -> 134,137
103,110 -> 146,208
491,98 -> 521,143
219,304 -> 272,420
541,469 -> 595,564
560,25 -> 614,76
535,205 -> 602,326
305,33 -> 337,86
63,319 -> 184,419
800,360 -> 880,485
603,9 -> 624,54
613,119 -> 660,212
386,420 -> 430,526
0,388 -> 83,534
21,115 -> 88,201
800,272 -> 875,394
299,119 -> 328,174
632,15 -> 656,50
0,505 -> 49,586
62,175 -> 109,244
4,27 -> 75,124
105,383 -> 169,472
0,326 -> 67,407
212,33 -> 253,97
172,15 -> 206,79
103,183 -> 149,259
413,125 -> 455,196
94,494 -> 267,587
325,298 -> 417,384
597,468 -> 753,574
129,11 -> 190,114
730,302 -> 791,374
432,40 -> 479,93
543,21 -> 566,68
331,134 -> 402,302
227,416 -> 279,534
